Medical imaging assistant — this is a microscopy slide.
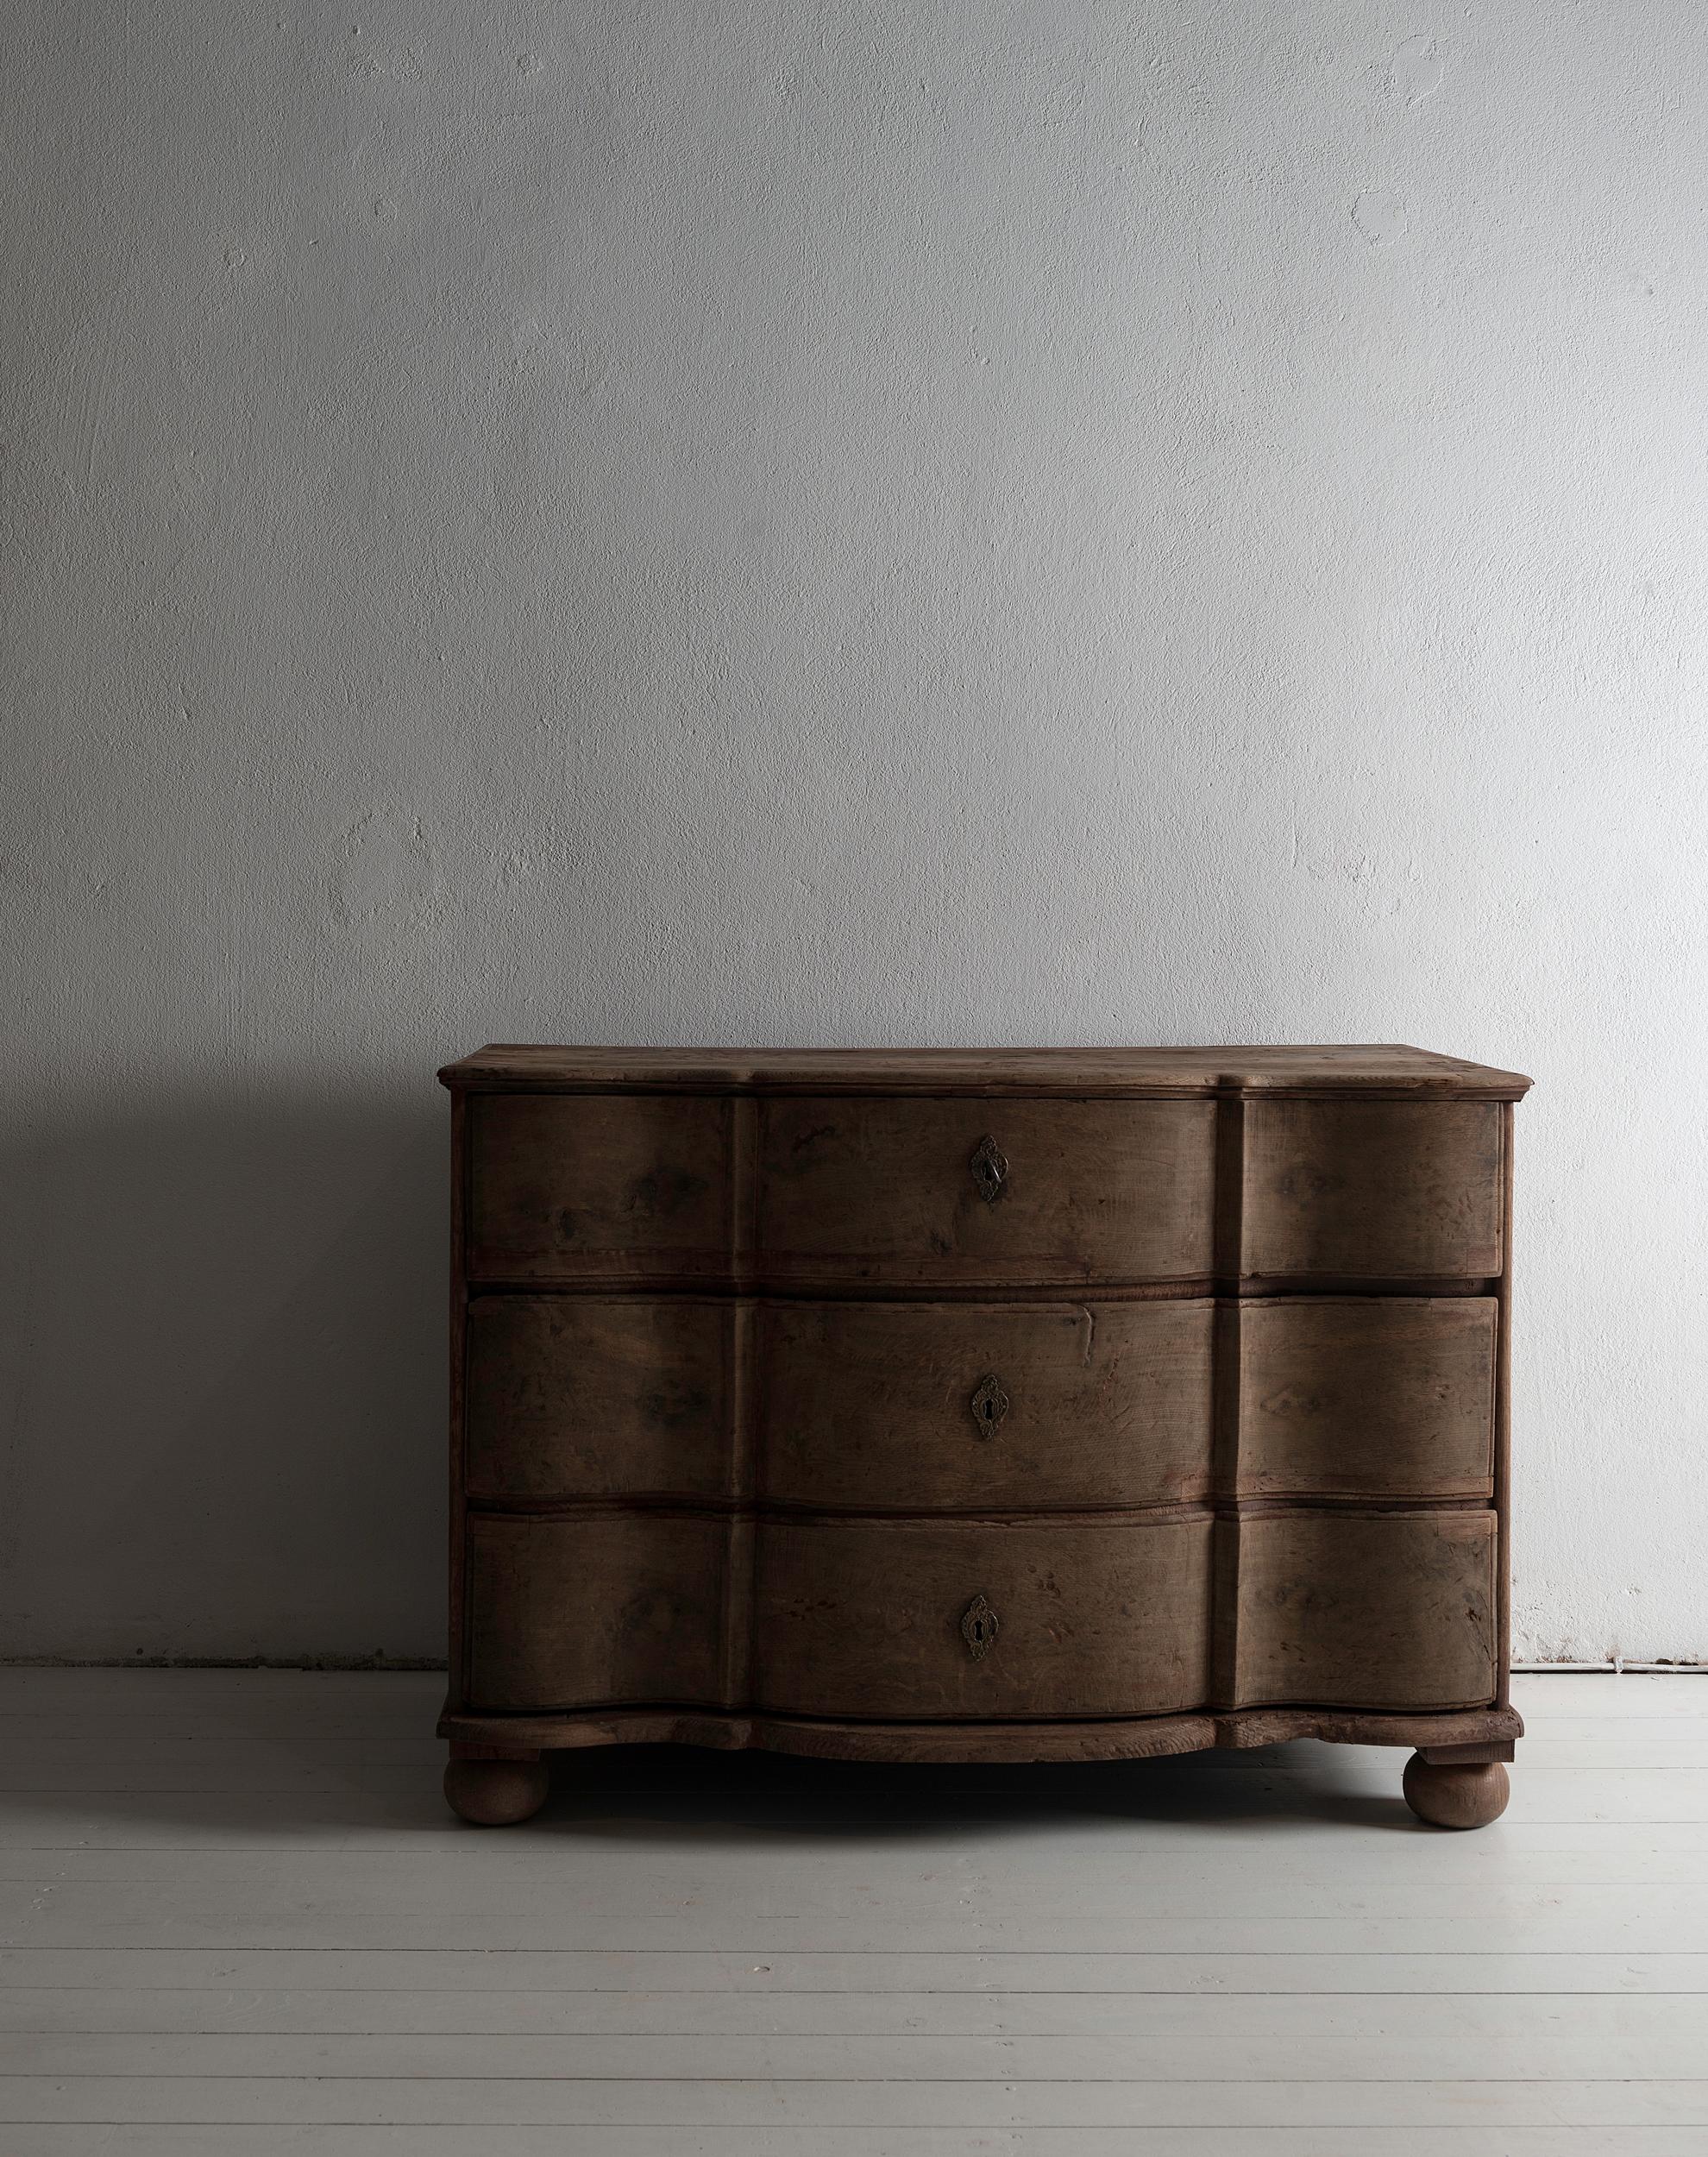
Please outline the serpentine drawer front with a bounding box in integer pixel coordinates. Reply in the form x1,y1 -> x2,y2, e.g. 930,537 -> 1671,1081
438,1045 -> 1531,1831
466,1089 -> 1504,1287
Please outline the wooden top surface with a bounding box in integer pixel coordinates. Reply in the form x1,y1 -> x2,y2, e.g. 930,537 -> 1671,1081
439,1045 -> 1532,1099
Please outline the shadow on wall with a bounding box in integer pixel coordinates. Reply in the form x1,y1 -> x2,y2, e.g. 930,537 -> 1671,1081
0,1085 -> 450,1663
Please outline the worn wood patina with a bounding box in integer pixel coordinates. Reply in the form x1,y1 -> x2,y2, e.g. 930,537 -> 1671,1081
438,1044 -> 1530,1829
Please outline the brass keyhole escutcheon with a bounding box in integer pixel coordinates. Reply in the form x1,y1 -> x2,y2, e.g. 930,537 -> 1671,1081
970,1374 -> 1009,1437
961,1594 -> 1000,1660
969,1134 -> 1008,1203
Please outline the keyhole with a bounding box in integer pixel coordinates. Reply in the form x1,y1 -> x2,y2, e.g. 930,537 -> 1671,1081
969,1135 -> 1008,1202
961,1593 -> 1000,1658
970,1374 -> 1009,1436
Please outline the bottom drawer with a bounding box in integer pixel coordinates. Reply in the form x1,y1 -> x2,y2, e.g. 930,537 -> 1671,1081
1225,1509 -> 1497,1711
464,1513 -> 728,1712
752,1518 -> 1215,1720
461,1506 -> 1496,1720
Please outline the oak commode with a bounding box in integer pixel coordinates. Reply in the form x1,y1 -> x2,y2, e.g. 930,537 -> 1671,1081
436,1045 -> 1530,1830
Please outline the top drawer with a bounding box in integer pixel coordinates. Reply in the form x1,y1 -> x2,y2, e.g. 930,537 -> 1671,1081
467,1094 -> 1215,1286
465,1092 -> 1502,1286
1240,1100 -> 1504,1280
758,1098 -> 1215,1287
468,1094 -> 735,1283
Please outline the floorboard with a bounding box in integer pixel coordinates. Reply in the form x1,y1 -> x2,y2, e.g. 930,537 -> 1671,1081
0,1671 -> 1703,2151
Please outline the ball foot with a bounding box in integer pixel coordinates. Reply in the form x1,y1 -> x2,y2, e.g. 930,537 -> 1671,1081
443,1753 -> 549,1826
1403,1751 -> 1510,1829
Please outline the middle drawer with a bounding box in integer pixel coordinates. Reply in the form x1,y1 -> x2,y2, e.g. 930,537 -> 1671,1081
465,1296 -> 1211,1509
465,1294 -> 1495,1509
761,1301 -> 1210,1510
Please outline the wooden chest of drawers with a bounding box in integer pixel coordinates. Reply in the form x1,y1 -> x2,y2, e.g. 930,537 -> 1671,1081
437,1045 -> 1530,1830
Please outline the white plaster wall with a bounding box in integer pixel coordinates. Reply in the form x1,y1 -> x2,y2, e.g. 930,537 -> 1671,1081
3,0 -> 1705,1663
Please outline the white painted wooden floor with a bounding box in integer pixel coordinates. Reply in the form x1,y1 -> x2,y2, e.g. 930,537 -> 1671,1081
0,1671 -> 1705,2155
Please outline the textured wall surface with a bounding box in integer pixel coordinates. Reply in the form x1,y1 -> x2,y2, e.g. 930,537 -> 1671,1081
3,1 -> 1705,1663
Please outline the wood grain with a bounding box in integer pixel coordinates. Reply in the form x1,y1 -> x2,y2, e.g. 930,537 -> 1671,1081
1403,1751 -> 1512,1828
468,1093 -> 732,1282
751,1518 -> 1215,1720
465,1296 -> 732,1501
1229,1298 -> 1496,1499
438,1699 -> 1524,1763
758,1300 -> 1214,1511
757,1097 -> 1216,1286
1239,1100 -> 1504,1279
462,1294 -> 1494,1512
442,1045 -> 1523,1820
458,1498 -> 1500,1728
463,1514 -> 729,1712
442,1043 -> 1535,1097
1224,1510 -> 1498,1711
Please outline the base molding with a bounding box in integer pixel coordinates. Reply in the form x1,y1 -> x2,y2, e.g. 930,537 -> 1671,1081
437,1699 -> 1523,1766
